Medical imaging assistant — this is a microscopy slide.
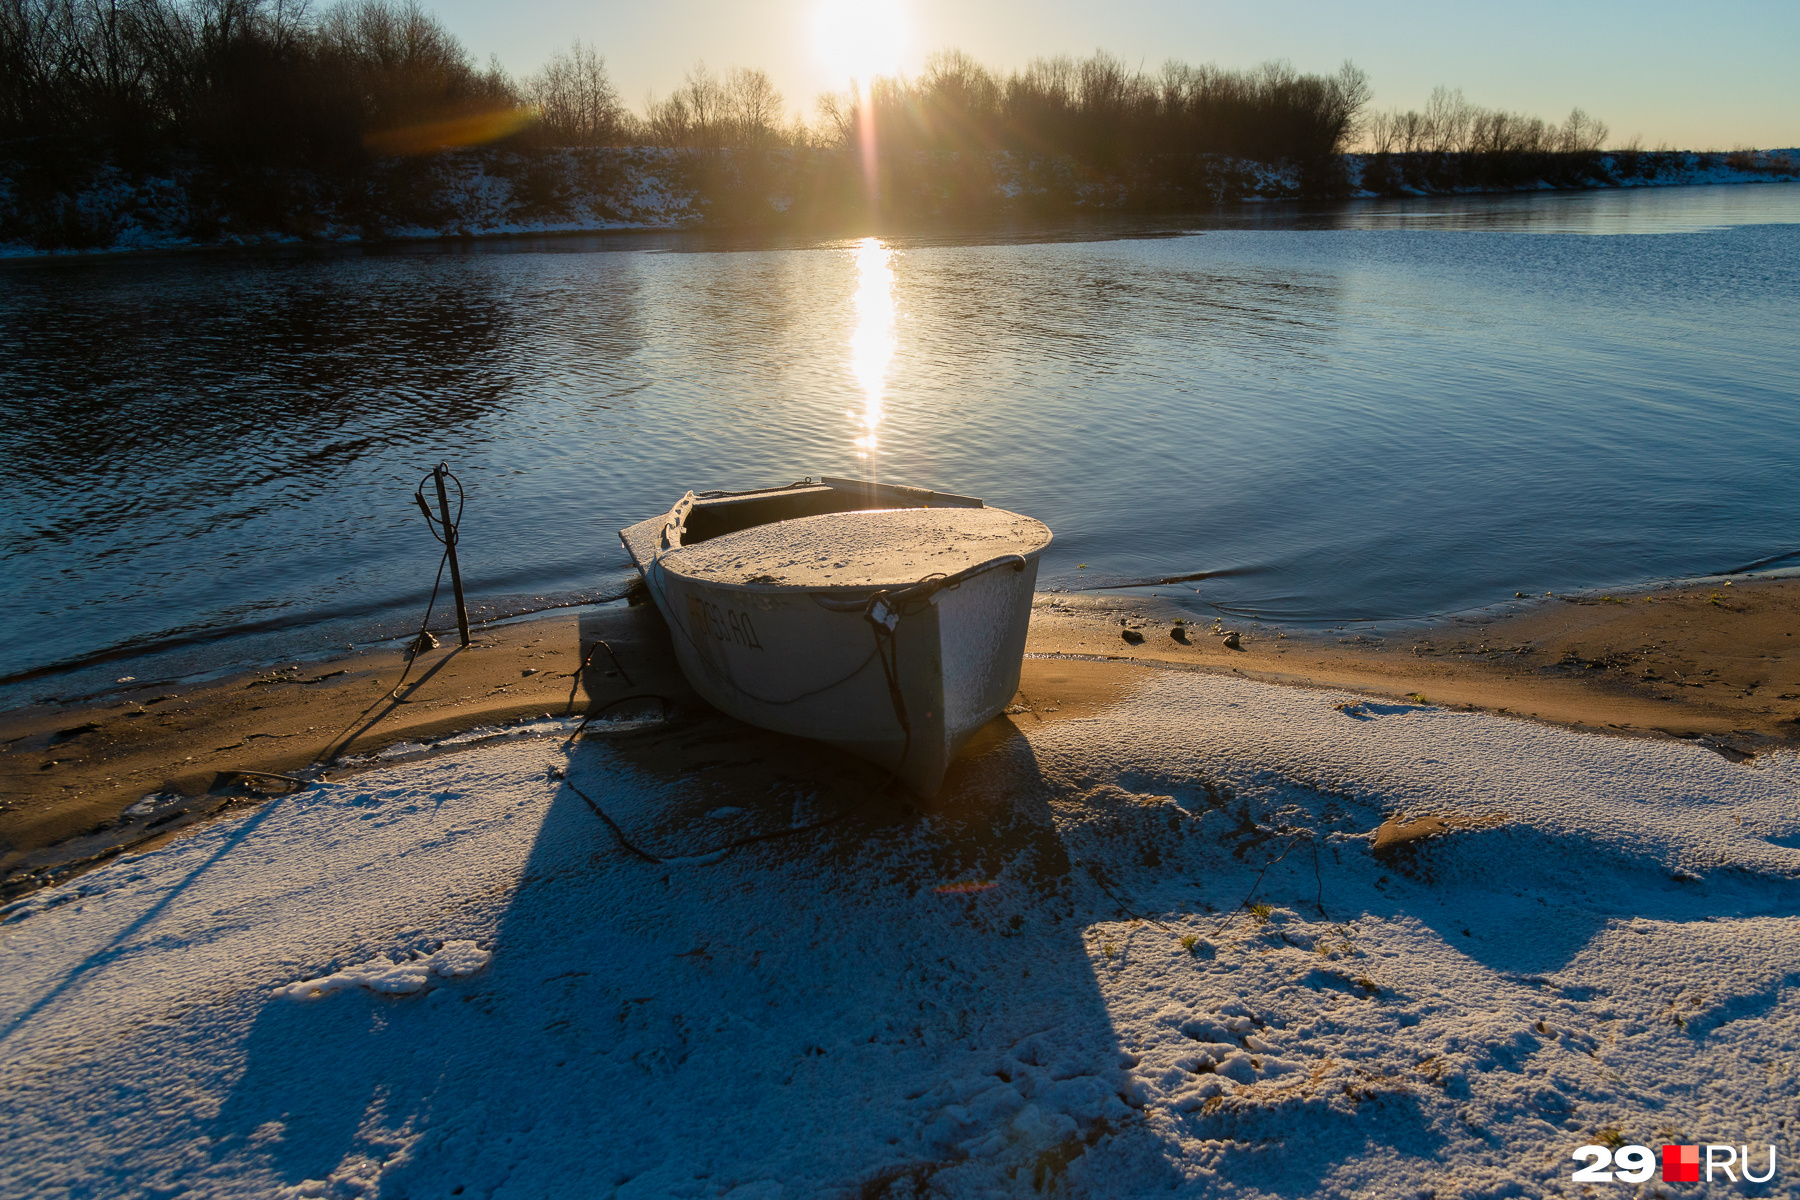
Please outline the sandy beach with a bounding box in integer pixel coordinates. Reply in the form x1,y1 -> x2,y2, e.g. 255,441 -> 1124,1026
4,578 -> 1799,1197
6,575 -> 1797,898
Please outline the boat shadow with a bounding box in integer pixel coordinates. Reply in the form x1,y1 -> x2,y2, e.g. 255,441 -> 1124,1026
201,620 -> 1175,1193
201,610 -> 1446,1194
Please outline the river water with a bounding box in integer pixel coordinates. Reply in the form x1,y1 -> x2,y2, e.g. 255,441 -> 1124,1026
2,184 -> 1797,704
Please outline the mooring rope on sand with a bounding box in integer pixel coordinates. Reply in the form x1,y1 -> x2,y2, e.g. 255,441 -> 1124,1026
208,465 -> 473,795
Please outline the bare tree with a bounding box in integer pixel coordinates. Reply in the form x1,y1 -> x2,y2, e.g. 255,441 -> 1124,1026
1557,107 -> 1607,153
1013,53 -> 1076,112
924,48 -> 1000,115
318,0 -> 486,128
1421,86 -> 1473,153
1361,86 -> 1604,157
679,61 -> 723,145
812,87 -> 852,147
524,38 -> 622,145
724,65 -> 782,148
1329,61 -> 1372,147
1399,109 -> 1429,153
643,61 -> 794,149
1365,109 -> 1396,154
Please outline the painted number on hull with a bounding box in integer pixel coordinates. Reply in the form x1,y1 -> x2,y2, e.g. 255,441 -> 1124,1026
688,595 -> 764,650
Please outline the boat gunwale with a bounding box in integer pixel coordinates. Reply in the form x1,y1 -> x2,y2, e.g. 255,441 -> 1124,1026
621,481 -> 1050,598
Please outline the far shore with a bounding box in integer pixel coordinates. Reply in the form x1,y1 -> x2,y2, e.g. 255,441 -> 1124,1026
4,574 -> 1795,899
3,148 -> 1795,263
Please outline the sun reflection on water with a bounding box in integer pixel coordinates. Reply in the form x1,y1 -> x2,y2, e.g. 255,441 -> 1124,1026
847,237 -> 895,457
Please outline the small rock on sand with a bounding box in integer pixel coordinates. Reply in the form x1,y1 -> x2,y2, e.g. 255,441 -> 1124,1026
1223,631 -> 1241,649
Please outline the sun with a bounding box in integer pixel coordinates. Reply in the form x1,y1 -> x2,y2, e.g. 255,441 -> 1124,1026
813,0 -> 909,86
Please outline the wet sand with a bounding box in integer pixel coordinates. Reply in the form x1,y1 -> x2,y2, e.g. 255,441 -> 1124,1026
4,576 -> 1796,896
1029,576 -> 1800,753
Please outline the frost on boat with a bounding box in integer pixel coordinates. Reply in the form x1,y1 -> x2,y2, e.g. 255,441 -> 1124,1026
620,478 -> 1052,797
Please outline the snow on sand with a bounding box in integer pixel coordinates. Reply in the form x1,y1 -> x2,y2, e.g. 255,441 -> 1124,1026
3,671 -> 1797,1197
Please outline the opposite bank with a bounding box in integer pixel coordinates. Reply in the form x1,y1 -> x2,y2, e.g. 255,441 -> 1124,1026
2,145 -> 1795,258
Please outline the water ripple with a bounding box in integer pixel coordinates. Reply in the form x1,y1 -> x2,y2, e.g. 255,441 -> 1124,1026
1,185 -> 1797,700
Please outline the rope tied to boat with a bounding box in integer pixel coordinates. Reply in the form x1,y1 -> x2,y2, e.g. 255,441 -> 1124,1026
647,507 -> 1029,709
658,491 -> 697,553
857,552 -> 1030,788
564,545 -> 1030,864
693,479 -> 816,500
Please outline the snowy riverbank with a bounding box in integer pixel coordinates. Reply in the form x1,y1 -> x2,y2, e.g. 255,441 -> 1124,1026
4,666 -> 1796,1197
2,146 -> 1794,259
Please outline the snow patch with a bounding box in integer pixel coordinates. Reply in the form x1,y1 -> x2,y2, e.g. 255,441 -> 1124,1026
273,940 -> 490,1000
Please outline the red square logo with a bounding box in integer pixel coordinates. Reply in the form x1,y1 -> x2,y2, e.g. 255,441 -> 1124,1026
1662,1145 -> 1699,1183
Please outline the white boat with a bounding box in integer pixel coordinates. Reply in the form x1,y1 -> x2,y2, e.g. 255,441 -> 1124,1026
620,478 -> 1052,796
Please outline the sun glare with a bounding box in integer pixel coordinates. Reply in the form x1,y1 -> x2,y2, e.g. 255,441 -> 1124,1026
847,238 -> 896,456
813,0 -> 908,87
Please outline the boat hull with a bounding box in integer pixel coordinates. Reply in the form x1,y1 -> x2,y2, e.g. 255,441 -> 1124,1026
642,554 -> 1040,797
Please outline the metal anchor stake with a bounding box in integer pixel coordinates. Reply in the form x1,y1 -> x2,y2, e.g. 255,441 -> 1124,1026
433,461 -> 472,647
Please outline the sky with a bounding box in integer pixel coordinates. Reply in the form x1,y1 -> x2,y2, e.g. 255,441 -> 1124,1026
427,0 -> 1800,150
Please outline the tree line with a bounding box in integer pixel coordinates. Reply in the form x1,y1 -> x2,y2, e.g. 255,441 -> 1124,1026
1,0 -> 1612,174
820,51 -> 1372,166
1,0 -> 513,165
1365,86 -> 1608,156
0,0 -> 804,162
